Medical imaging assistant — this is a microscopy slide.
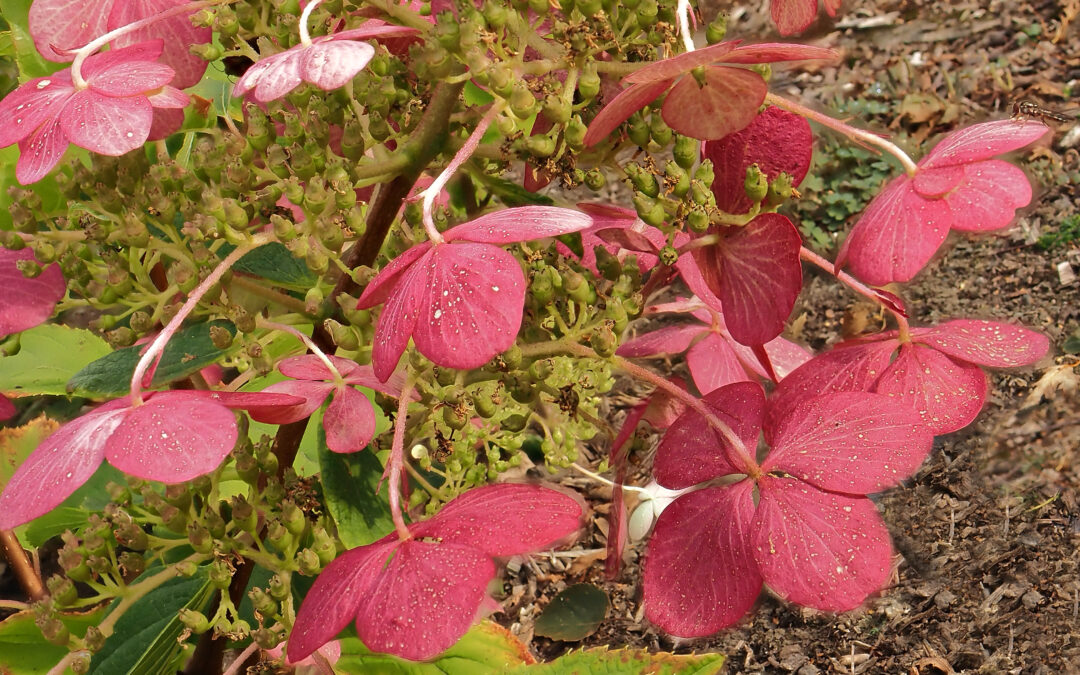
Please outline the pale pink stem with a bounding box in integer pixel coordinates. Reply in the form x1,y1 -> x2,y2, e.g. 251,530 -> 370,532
71,0 -> 216,89
676,0 -> 696,53
129,235 -> 272,404
799,246 -> 910,335
417,105 -> 502,244
258,319 -> 343,383
766,93 -> 919,176
298,0 -> 325,48
221,643 -> 259,675
387,378 -> 416,540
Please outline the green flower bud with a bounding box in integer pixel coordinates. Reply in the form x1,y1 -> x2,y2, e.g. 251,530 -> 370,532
209,560 -> 233,589
179,609 -> 210,634
659,245 -> 679,267
187,522 -> 214,554
526,133 -> 556,158
577,0 -> 601,15
282,501 -> 306,537
230,495 -> 257,533
584,168 -> 606,190
627,112 -> 651,147
695,158 -> 715,186
690,179 -> 716,208
687,206 -> 710,232
503,413 -> 529,432
114,521 -> 148,550
632,193 -> 666,227
706,12 -> 728,43
249,586 -> 278,616
83,625 -> 105,652
340,118 -> 366,161
650,113 -> 672,146
606,300 -> 629,332
190,42 -> 223,61
175,560 -> 200,577
435,13 -> 460,49
595,245 -> 622,281
324,319 -> 360,350
765,171 -> 795,207
590,323 -> 618,357
744,163 -> 769,203
501,344 -> 523,370
564,114 -> 587,149
673,135 -> 698,169
118,551 -> 145,577
636,0 -> 658,27
297,548 -> 322,575
473,390 -> 498,418
507,374 -> 536,404
47,576 -> 77,607
627,164 -> 660,198
312,525 -> 337,567
577,66 -> 601,102
665,160 -> 691,198
268,573 -> 290,601
39,618 -> 69,646
205,507 -> 227,539
542,94 -> 571,125
528,358 -> 553,381
564,269 -> 596,304
530,268 -> 556,305
106,326 -> 136,348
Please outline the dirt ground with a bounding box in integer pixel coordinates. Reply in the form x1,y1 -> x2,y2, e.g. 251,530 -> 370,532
509,1 -> 1080,673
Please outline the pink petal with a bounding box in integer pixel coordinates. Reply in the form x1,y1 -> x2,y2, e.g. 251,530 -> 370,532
653,381 -> 764,489
874,343 -> 987,434
236,50 -> 304,103
913,319 -> 1050,368
0,396 -> 14,421
0,407 -> 126,529
721,43 -> 839,64
754,477 -> 892,611
16,118 -> 70,185
411,483 -> 583,556
622,41 -> 741,85
763,392 -> 933,494
354,539 -> 494,661
583,80 -> 671,148
704,106 -> 812,214
278,354 -> 361,381
59,89 -> 152,155
444,206 -> 594,244
836,176 -> 951,285
694,213 -> 803,345
356,241 -> 433,310
369,251 -> 430,382
642,482 -> 761,637
911,164 -> 964,198
248,380 -> 335,424
147,108 -> 184,141
577,202 -> 639,222
343,364 -> 407,398
921,119 -> 1051,169
662,67 -> 766,140
80,41 -> 165,80
0,71 -> 75,147
194,390 -> 308,415
301,40 -> 376,91
410,243 -> 525,371
104,392 -> 237,482
88,61 -> 174,97
764,338 -> 898,430
824,0 -> 842,14
109,0 -> 212,89
0,249 -> 66,337
763,336 -> 813,380
147,86 -> 189,109
616,324 -> 704,358
330,25 -> 422,42
323,386 -> 376,453
940,160 -> 1033,232
288,539 -> 398,663
687,332 -> 755,394
28,0 -> 112,62
769,0 -> 818,36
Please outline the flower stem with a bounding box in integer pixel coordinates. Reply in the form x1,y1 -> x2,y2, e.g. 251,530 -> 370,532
0,530 -> 43,601
388,377 -> 417,540
298,0 -> 324,48
129,235 -> 272,404
765,92 -> 919,176
799,246 -> 910,334
258,319 -> 344,383
676,0 -> 696,53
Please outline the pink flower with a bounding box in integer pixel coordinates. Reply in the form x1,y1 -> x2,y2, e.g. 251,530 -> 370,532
770,0 -> 842,36
250,355 -> 405,454
584,41 -> 836,144
357,206 -> 592,381
767,319 -> 1051,434
0,41 -> 188,184
0,248 -> 66,337
234,24 -> 418,103
837,120 -> 1051,285
617,297 -> 810,394
287,483 -> 582,662
28,0 -> 211,88
0,390 -> 302,529
643,382 -> 933,637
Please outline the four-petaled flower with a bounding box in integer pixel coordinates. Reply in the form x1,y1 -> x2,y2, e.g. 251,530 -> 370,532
287,483 -> 582,662
643,381 -> 933,637
766,319 -> 1050,435
837,120 -> 1050,285
584,41 -> 836,144
0,41 -> 188,184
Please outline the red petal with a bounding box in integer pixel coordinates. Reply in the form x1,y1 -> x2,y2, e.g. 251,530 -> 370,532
874,343 -> 987,434
643,483 -> 760,637
368,249 -> 433,382
764,336 -> 812,380
913,319 -> 1050,368
147,86 -> 189,109
301,40 -> 375,91
662,67 -> 766,140
356,241 -> 433,309
622,41 -> 741,85
195,390 -> 308,414
238,50 -> 304,102
104,392 -> 237,482
686,332 -> 755,394
721,43 -> 838,64
109,0 -> 212,89
769,0 -> 818,36
753,477 -> 892,611
16,118 -> 70,184
287,539 -> 397,663
28,0 -> 111,63
323,386 -> 376,453
354,540 -> 494,661
248,380 -> 335,423
88,61 -> 174,97
0,249 -> 66,337
836,176 -> 951,285
444,206 -> 593,244
616,324 -> 703,357
911,165 -> 964,198
0,407 -> 125,529
147,108 -> 184,141
921,119 -> 1050,169
583,80 -> 671,148
941,160 -> 1033,232
330,25 -> 422,41
694,213 -> 803,345
60,90 -> 152,155
410,243 -> 525,371
279,354 -> 361,381
654,381 -> 764,489
0,396 -> 13,421
763,392 -> 933,494
0,72 -> 75,148
80,41 -> 165,80
704,106 -> 813,214
412,483 -> 582,556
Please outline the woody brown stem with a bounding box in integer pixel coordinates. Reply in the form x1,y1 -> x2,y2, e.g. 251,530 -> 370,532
0,530 -> 44,601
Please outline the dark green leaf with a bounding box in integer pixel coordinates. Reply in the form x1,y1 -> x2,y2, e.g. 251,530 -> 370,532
532,584 -> 609,641
0,607 -> 106,675
472,172 -> 554,207
0,325 -> 113,396
230,242 -> 317,288
318,424 -> 394,548
67,321 -> 236,398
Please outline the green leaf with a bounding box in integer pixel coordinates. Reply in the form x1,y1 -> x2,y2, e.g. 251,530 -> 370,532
335,621 -> 532,673
555,232 -> 584,258
0,607 -> 106,675
67,321 -> 236,398
89,568 -> 215,675
511,647 -> 725,674
318,423 -> 394,548
0,415 -> 58,490
0,325 -> 113,396
230,242 -> 317,288
0,0 -> 64,83
532,584 -> 609,641
464,80 -> 495,107
472,172 -> 554,207
14,459 -> 125,548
